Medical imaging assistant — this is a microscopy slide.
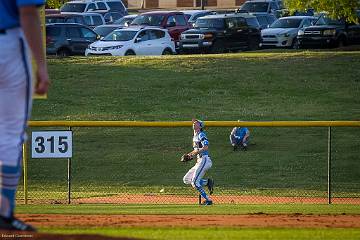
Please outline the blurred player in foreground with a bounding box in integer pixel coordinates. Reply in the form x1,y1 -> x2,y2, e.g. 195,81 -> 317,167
0,0 -> 49,231
182,119 -> 214,205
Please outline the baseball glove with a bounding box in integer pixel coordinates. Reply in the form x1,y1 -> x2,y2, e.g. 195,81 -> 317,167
180,154 -> 193,162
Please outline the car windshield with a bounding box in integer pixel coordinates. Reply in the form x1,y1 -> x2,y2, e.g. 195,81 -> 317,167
102,30 -> 137,41
94,26 -> 119,37
60,3 -> 86,12
315,16 -> 343,26
195,18 -> 224,29
240,2 -> 269,12
114,16 -> 135,25
131,15 -> 165,26
270,18 -> 302,28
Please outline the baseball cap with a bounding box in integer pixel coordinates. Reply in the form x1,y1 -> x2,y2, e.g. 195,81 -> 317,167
193,119 -> 205,128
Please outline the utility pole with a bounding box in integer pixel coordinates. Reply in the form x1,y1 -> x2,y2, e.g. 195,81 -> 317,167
201,0 -> 205,10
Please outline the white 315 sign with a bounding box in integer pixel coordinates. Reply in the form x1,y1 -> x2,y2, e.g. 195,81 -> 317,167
31,131 -> 72,158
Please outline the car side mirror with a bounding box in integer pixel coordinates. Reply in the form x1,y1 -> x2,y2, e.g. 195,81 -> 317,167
96,35 -> 101,40
124,21 -> 130,27
167,22 -> 176,27
135,37 -> 142,43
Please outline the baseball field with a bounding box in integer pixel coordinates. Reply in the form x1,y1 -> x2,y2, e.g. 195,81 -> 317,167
14,50 -> 360,239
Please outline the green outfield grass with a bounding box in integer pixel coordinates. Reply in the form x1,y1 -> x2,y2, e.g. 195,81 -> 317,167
41,227 -> 360,240
34,51 -> 360,121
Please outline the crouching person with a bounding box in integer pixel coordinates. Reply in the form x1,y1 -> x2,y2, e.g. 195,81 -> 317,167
230,124 -> 250,151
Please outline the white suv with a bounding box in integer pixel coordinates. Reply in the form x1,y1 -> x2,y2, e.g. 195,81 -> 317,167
60,0 -> 127,17
85,27 -> 176,56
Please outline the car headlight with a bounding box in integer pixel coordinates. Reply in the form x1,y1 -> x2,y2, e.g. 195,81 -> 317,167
110,45 -> 123,50
297,29 -> 304,36
323,29 -> 336,36
203,33 -> 213,39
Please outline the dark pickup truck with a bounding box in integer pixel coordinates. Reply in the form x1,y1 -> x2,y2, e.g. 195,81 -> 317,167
179,13 -> 261,53
297,13 -> 360,48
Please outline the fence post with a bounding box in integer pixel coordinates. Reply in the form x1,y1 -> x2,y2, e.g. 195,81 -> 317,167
22,143 -> 28,204
327,126 -> 332,204
67,126 -> 72,204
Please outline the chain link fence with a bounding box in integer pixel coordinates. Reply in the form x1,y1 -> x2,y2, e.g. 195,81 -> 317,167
16,123 -> 360,205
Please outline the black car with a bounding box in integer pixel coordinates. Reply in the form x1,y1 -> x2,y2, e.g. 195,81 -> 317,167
46,23 -> 100,56
179,13 -> 261,53
297,13 -> 360,48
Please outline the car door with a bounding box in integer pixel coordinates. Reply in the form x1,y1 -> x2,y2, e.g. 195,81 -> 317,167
133,30 -> 152,55
224,18 -> 238,48
65,26 -> 90,54
346,20 -> 360,44
148,29 -> 168,55
226,17 -> 248,48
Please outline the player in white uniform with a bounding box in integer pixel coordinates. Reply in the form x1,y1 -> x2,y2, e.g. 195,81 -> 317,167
183,119 -> 214,205
0,0 -> 49,231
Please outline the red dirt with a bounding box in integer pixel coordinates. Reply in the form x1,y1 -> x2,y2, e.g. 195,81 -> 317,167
2,213 -> 358,240
17,213 -> 360,228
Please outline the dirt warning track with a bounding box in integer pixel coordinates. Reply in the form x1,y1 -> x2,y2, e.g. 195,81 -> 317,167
17,213 -> 360,228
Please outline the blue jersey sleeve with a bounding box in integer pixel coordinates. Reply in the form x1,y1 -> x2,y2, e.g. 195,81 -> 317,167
199,132 -> 209,146
17,0 -> 45,7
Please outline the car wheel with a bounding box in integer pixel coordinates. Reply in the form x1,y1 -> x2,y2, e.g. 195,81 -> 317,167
162,48 -> 173,55
56,48 -> 70,57
210,40 -> 225,54
337,37 -> 346,48
125,50 -> 136,56
291,38 -> 300,49
248,38 -> 260,51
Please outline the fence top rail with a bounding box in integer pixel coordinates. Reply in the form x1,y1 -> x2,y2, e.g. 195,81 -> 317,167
28,121 -> 360,128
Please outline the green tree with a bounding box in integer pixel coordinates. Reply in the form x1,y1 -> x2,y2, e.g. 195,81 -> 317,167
46,0 -> 67,9
284,0 -> 360,23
